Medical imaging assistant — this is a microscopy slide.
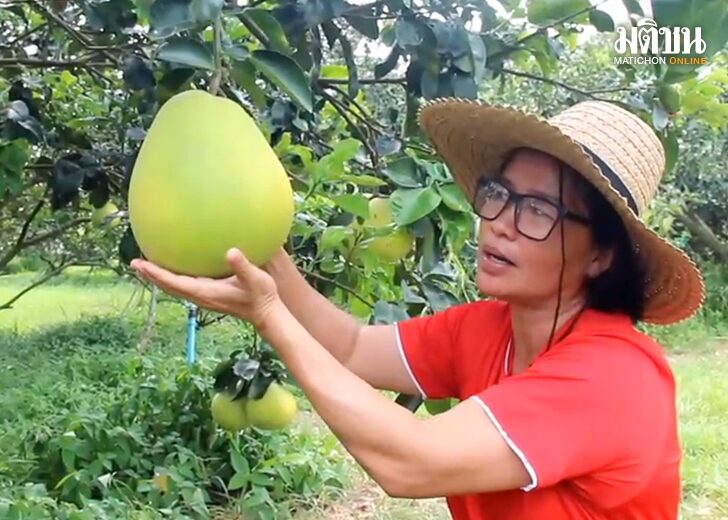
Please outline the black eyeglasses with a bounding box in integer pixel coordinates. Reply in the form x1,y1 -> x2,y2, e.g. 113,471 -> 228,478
472,178 -> 591,241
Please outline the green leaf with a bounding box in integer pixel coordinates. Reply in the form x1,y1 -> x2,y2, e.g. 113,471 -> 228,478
468,33 -> 487,83
621,0 -> 643,15
321,64 -> 349,79
249,50 -> 313,113
231,450 -> 250,475
657,84 -> 681,113
451,71 -> 477,98
157,38 -> 215,70
374,46 -> 401,79
250,473 -> 273,487
329,138 -> 361,165
339,34 -> 360,98
655,0 -> 728,60
588,9 -> 614,32
231,60 -> 266,109
391,187 -> 442,226
341,174 -> 388,187
422,281 -> 459,311
223,43 -> 249,61
122,55 -> 156,90
228,472 -> 248,490
320,226 -> 355,253
372,300 -> 409,324
660,128 -> 679,174
149,0 -> 195,37
395,19 -> 422,48
331,194 -> 370,219
189,0 -> 223,24
118,227 -> 142,265
437,183 -> 471,212
383,157 -> 422,188
420,68 -> 439,99
244,8 -> 290,52
527,0 -> 590,26
652,102 -> 669,131
375,135 -> 401,156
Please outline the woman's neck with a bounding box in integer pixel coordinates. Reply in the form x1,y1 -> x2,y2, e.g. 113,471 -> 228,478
509,295 -> 587,374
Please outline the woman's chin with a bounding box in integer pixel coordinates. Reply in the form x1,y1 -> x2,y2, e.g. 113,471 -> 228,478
476,271 -> 513,299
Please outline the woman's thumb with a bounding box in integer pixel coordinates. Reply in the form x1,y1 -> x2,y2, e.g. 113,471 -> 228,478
227,248 -> 252,278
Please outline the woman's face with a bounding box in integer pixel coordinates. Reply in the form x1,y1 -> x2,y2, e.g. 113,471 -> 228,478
475,149 -> 611,307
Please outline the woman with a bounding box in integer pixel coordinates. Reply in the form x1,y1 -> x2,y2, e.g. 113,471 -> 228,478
132,99 -> 705,519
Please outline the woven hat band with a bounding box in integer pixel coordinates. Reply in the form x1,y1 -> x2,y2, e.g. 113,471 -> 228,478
579,144 -> 640,216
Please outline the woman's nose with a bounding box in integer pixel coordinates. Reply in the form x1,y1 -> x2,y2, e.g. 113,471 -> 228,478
486,201 -> 518,240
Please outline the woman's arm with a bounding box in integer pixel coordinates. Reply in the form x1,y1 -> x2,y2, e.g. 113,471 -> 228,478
259,298 -> 532,498
131,250 -> 527,497
264,248 -> 420,395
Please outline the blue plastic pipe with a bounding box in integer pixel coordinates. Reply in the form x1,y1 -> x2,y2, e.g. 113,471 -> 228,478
186,303 -> 198,365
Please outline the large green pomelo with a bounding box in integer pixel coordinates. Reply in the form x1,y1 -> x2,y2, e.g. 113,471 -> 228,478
128,90 -> 294,278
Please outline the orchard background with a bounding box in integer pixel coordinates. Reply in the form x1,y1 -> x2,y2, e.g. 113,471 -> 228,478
1,0 -> 728,518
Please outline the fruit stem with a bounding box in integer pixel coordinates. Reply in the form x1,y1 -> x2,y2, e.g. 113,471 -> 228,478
209,15 -> 224,95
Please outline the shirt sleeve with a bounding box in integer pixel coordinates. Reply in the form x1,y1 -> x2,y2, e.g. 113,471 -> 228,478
472,337 -> 674,504
395,303 -> 470,400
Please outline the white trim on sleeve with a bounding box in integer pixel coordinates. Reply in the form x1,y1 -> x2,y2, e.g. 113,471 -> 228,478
470,395 -> 539,492
394,322 -> 428,399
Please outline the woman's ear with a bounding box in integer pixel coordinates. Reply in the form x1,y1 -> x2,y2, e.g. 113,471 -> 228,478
587,246 -> 614,279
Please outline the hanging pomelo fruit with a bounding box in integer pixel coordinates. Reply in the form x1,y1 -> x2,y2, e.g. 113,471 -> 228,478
128,90 -> 294,278
210,391 -> 250,431
359,197 -> 414,262
245,381 -> 298,430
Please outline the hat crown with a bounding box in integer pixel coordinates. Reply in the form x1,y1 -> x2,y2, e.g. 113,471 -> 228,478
548,101 -> 666,216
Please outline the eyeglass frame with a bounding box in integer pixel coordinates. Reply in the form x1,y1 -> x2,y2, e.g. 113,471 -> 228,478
471,176 -> 592,241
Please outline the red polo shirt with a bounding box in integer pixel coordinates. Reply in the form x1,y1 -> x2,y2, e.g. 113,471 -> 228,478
396,299 -> 681,519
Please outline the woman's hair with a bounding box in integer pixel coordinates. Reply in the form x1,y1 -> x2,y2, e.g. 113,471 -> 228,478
563,165 -> 648,323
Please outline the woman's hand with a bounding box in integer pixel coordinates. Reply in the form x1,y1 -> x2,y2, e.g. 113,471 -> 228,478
130,248 -> 280,329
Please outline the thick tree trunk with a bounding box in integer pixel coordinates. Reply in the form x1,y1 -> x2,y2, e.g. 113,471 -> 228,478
679,210 -> 728,265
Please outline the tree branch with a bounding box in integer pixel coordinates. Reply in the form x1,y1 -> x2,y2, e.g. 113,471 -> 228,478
501,67 -> 612,100
0,189 -> 47,271
0,268 -> 64,310
28,0 -> 118,63
23,217 -> 91,248
320,89 -> 378,166
323,84 -> 390,133
3,22 -> 48,47
318,77 -> 406,86
0,260 -> 121,311
238,10 -> 270,48
486,0 -> 610,61
209,15 -> 224,95
679,209 -> 728,265
301,268 -> 374,309
0,57 -> 115,69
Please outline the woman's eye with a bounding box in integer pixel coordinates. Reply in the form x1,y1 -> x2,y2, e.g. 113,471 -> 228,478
527,200 -> 556,219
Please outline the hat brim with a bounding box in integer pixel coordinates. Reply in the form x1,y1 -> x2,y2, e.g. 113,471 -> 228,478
419,98 -> 705,325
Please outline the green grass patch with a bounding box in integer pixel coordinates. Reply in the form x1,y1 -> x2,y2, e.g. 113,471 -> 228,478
672,348 -> 728,519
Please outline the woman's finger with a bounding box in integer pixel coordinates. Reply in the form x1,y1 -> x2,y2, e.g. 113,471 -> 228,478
132,260 -> 205,300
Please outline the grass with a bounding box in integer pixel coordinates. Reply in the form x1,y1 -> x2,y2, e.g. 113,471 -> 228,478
673,348 -> 728,519
0,267 -> 141,332
1,268 -> 727,519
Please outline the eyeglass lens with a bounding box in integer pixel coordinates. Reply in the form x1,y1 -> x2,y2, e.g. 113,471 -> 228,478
474,180 -> 560,240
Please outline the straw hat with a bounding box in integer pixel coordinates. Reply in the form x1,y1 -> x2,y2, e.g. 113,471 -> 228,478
418,98 -> 705,325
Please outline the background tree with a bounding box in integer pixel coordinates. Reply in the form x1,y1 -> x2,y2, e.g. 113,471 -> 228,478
1,0 -> 727,378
